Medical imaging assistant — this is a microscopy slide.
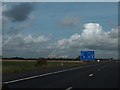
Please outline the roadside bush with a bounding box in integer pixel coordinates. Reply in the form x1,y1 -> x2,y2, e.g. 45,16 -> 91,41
35,60 -> 47,67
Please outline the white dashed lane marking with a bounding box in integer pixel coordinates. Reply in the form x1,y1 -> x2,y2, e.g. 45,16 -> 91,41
89,73 -> 93,77
65,87 -> 72,90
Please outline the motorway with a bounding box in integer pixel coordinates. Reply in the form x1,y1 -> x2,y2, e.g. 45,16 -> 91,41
2,62 -> 120,89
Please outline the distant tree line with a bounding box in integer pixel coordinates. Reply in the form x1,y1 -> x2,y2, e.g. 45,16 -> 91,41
2,56 -> 114,61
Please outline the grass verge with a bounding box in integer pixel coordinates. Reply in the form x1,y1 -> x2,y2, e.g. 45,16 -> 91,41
2,60 -> 84,74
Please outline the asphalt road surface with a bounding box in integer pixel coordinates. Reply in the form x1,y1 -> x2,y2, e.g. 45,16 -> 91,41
2,62 -> 120,89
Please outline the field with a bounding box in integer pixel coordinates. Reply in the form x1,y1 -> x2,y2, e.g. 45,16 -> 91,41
2,60 -> 85,74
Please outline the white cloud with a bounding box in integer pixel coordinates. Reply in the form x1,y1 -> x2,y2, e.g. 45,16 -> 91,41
3,34 -> 50,58
57,39 -> 69,49
107,27 -> 118,38
24,35 -> 49,44
57,23 -> 118,51
3,34 -> 50,46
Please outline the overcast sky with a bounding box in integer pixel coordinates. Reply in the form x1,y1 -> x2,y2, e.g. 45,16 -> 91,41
2,2 -> 118,59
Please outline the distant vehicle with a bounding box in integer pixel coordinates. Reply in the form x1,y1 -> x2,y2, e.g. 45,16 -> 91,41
97,60 -> 100,62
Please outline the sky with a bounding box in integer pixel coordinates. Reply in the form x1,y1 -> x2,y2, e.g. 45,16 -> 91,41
2,0 -> 120,2
2,2 -> 119,59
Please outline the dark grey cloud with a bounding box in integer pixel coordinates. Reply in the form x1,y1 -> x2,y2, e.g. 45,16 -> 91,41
3,3 -> 34,22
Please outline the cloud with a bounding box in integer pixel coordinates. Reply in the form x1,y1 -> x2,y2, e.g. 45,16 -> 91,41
107,27 -> 118,39
2,3 -> 36,36
57,23 -> 118,51
3,19 -> 35,35
3,34 -> 50,47
23,35 -> 50,44
3,33 -> 51,57
3,3 -> 34,22
2,4 -> 10,25
59,17 -> 80,27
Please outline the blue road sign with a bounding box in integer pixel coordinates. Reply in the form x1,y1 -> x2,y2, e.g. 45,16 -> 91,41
81,51 -> 95,61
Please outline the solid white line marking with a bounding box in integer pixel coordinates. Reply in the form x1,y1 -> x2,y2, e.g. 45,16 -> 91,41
89,73 -> 93,77
3,64 -> 100,84
65,87 -> 72,90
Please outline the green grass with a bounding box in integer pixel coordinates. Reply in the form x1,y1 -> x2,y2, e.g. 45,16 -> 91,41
3,61 -> 36,73
2,61 -> 82,74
